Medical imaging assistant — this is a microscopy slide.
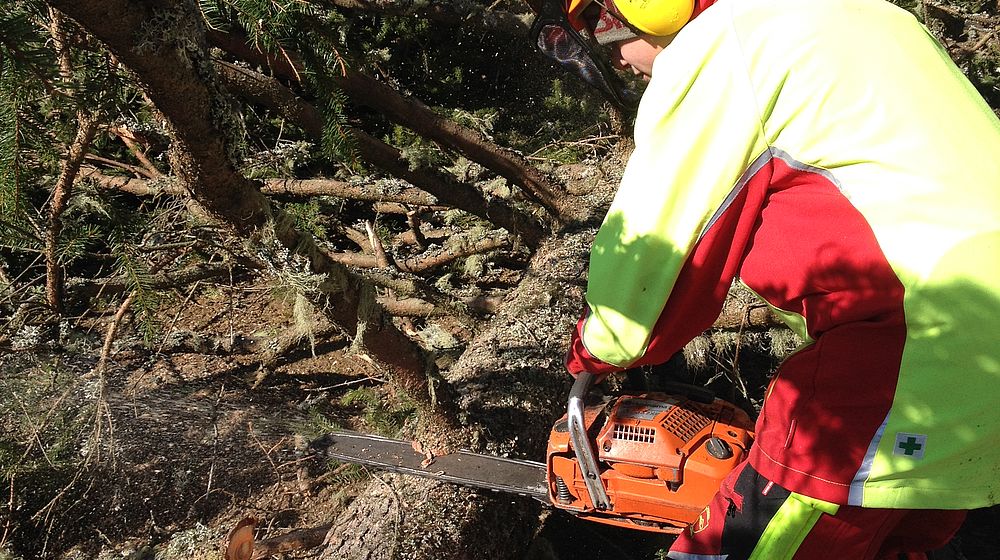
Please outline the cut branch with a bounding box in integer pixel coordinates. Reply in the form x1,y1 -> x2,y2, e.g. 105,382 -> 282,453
81,166 -> 441,206
712,301 -> 783,330
251,523 -> 332,558
323,232 -> 510,274
364,220 -> 393,268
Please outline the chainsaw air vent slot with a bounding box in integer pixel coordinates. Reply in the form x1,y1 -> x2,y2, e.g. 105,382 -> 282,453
612,423 -> 656,443
661,408 -> 711,443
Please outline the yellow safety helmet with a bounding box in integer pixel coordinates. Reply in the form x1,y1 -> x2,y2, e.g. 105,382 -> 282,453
565,0 -> 695,36
614,0 -> 695,35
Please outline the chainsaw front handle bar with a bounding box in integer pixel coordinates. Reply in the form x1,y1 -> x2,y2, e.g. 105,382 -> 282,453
568,371 -> 612,510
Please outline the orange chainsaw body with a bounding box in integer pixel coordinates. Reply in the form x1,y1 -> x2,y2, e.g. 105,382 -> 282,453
546,392 -> 754,533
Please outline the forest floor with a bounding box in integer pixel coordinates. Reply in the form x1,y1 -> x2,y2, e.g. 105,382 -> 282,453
5,275 -> 1000,560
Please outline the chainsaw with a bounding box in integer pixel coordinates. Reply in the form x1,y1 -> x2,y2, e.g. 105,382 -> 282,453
311,371 -> 754,534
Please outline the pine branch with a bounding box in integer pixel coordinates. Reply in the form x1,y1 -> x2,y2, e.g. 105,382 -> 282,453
206,29 -> 573,225
212,60 -> 547,246
332,70 -> 576,224
310,0 -> 528,33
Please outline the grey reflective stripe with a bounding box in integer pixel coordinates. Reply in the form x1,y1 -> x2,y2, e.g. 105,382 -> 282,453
769,147 -> 845,192
698,149 -> 773,240
667,553 -> 730,560
700,146 -> 847,242
848,411 -> 891,506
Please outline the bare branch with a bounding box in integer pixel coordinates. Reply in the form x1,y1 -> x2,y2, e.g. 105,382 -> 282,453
67,262 -> 236,299
81,166 -> 441,206
46,114 -> 98,315
108,125 -> 164,178
84,153 -> 159,180
379,295 -> 501,316
323,232 -> 511,274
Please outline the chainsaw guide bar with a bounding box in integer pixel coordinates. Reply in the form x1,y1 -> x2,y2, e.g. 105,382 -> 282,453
311,431 -> 549,501
310,374 -> 755,535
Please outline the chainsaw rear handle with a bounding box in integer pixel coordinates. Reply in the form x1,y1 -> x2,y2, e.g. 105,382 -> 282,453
568,371 -> 612,510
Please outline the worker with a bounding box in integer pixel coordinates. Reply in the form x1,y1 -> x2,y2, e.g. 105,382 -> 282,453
527,0 -> 1000,556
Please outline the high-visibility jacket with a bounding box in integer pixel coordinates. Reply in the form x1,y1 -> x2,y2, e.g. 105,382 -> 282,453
565,0 -> 1000,509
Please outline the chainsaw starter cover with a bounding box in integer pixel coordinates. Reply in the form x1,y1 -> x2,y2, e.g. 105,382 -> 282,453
546,391 -> 754,533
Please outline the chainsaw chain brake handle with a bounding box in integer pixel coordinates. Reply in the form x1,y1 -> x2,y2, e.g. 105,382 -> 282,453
567,371 -> 612,511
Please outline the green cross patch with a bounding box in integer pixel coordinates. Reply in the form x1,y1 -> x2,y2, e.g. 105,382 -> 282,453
893,432 -> 927,460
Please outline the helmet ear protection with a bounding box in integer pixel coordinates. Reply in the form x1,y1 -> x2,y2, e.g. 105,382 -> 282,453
612,0 -> 695,36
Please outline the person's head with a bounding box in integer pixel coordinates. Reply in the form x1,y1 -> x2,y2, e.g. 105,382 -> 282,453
527,0 -> 706,107
610,35 -> 673,80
